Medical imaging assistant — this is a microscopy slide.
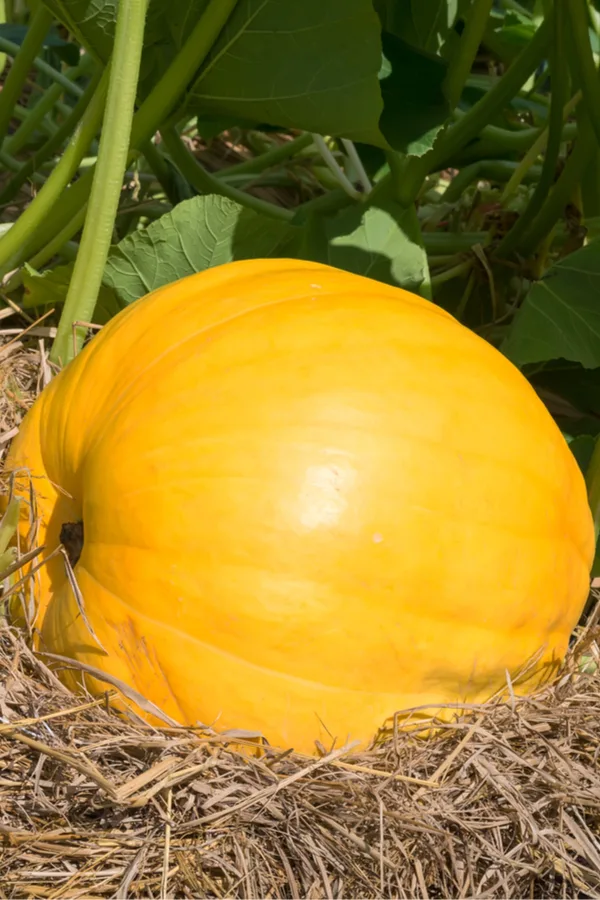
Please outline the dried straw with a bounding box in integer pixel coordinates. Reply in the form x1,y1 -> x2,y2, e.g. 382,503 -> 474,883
2,621 -> 600,899
2,313 -> 600,899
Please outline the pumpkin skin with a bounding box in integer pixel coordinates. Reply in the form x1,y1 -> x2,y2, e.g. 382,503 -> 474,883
4,258 -> 594,752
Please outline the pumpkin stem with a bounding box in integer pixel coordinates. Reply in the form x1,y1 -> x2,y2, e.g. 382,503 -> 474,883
60,521 -> 84,567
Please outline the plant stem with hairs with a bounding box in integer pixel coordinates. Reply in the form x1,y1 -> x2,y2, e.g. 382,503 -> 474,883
51,0 -> 149,364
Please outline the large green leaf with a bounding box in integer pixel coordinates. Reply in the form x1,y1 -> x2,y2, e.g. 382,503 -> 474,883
103,195 -> 304,306
103,193 -> 427,305
502,243 -> 600,369
41,0 -> 450,154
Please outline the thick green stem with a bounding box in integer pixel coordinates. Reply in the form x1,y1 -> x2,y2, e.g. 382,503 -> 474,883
450,121 -> 577,166
0,5 -> 54,146
51,0 -> 148,364
0,62 -> 102,206
161,126 -> 294,221
422,232 -> 487,254
501,92 -> 581,201
219,170 -> 308,189
0,67 -> 108,276
496,1 -> 569,257
430,259 -> 473,288
15,0 -> 239,277
454,108 -> 577,148
397,15 -> 552,206
4,55 -> 93,157
565,0 -> 600,147
442,159 -> 542,203
444,0 -> 494,107
218,132 -> 313,178
517,112 -> 596,255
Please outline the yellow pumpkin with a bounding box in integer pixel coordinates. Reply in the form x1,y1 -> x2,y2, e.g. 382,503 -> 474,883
3,258 -> 594,752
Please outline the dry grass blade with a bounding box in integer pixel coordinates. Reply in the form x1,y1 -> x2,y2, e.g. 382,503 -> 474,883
58,547 -> 108,656
38,651 -> 184,728
319,757 -> 437,788
160,788 -> 173,899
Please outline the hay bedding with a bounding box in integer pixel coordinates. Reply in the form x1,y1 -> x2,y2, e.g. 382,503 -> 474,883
2,625 -> 600,899
2,321 -> 600,899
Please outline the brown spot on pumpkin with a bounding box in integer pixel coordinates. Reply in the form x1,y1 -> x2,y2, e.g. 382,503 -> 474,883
60,520 -> 84,567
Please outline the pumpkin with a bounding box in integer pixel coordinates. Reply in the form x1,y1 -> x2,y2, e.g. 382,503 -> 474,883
4,258 -> 594,752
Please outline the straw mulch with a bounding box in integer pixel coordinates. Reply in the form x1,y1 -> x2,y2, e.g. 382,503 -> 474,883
3,319 -> 600,899
2,620 -> 600,900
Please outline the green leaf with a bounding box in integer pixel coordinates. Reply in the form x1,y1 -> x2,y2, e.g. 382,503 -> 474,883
41,0 -> 450,155
379,31 -> 449,155
322,198 -> 429,294
22,263 -> 122,324
103,195 -> 304,306
187,0 -> 449,152
103,192 -> 428,310
502,243 -> 600,369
